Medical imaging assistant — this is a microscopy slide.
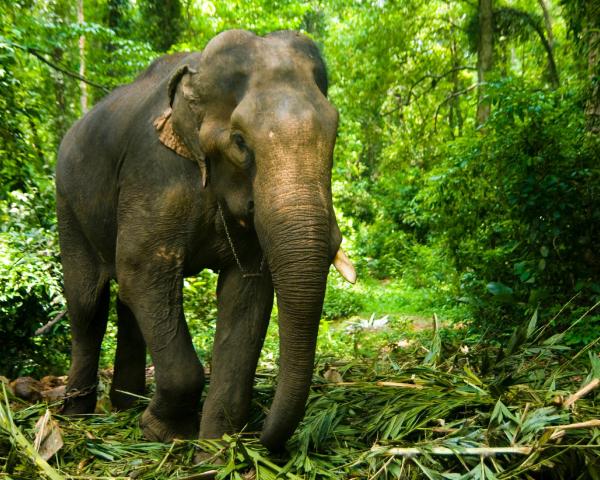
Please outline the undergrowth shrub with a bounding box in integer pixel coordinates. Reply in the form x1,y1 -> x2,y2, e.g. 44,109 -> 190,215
322,274 -> 364,320
418,80 -> 600,333
0,182 -> 69,377
183,271 -> 219,363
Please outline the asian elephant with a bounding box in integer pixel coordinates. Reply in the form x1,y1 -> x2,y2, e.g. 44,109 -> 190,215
56,29 -> 356,452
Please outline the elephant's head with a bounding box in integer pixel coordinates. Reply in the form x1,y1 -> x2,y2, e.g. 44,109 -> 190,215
154,29 -> 356,450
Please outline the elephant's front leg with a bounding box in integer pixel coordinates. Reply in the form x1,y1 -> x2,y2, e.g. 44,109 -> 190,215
200,267 -> 274,438
117,251 -> 205,442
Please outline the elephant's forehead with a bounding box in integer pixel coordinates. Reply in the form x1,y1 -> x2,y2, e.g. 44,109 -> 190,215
201,30 -> 316,80
202,29 -> 257,57
257,41 -> 310,75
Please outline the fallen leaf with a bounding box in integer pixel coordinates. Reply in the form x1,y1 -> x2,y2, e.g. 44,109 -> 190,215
34,409 -> 64,461
10,377 -> 43,402
323,367 -> 343,383
40,375 -> 65,389
41,385 -> 66,402
242,468 -> 257,480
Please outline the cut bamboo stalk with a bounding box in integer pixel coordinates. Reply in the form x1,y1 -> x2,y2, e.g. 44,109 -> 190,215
372,446 -> 533,457
431,427 -> 460,433
563,378 -> 600,409
316,381 -> 425,389
316,381 -> 359,386
376,381 -> 424,389
178,470 -> 219,480
546,419 -> 600,440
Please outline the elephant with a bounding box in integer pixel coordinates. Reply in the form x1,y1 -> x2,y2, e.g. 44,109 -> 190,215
55,29 -> 356,452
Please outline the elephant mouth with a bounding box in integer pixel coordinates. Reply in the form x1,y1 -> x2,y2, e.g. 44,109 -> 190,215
237,200 -> 254,229
219,199 -> 356,286
217,202 -> 265,277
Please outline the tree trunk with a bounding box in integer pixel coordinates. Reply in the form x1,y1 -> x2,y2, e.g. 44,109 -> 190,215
536,0 -> 560,87
585,0 -> 600,133
449,37 -> 463,137
50,0 -> 71,142
476,0 -> 493,126
51,46 -> 67,141
537,0 -> 554,49
78,0 -> 88,114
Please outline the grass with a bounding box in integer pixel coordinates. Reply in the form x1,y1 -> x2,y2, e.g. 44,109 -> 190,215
1,300 -> 599,479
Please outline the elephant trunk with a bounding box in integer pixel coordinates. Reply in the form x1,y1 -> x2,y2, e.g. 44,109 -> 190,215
254,184 -> 331,451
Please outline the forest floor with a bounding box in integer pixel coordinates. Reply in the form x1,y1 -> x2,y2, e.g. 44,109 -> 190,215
1,281 -> 599,479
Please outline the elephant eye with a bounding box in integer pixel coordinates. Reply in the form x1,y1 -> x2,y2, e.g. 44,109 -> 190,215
231,132 -> 248,152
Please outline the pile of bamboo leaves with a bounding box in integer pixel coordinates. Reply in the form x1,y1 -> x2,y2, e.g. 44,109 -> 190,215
1,309 -> 599,479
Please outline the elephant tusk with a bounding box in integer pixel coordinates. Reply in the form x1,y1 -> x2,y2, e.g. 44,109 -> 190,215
333,248 -> 357,284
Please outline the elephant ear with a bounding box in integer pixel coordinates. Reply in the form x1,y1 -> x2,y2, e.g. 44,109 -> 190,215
153,64 -> 208,188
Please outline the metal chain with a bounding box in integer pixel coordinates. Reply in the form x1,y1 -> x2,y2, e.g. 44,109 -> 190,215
64,382 -> 97,400
217,203 -> 265,278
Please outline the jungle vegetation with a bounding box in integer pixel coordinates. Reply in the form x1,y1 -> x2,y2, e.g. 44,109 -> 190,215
0,0 -> 598,478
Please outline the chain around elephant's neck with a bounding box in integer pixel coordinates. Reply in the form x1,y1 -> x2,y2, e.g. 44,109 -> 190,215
217,202 -> 265,278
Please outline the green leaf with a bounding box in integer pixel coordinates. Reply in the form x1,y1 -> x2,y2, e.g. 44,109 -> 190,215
486,282 -> 513,297
526,308 -> 538,339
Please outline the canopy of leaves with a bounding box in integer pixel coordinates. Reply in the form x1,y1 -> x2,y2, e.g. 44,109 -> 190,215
0,0 -> 598,477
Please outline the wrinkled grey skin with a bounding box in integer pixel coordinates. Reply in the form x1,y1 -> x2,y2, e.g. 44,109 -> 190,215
56,30 -> 341,451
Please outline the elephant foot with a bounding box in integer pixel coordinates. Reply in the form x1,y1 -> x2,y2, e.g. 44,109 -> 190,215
61,388 -> 97,415
140,407 -> 199,442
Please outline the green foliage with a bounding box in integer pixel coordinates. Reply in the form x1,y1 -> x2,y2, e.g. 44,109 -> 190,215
0,4 -> 52,196
417,80 -> 599,329
137,0 -> 182,52
183,271 -> 218,363
0,182 -> 68,377
322,274 -> 363,320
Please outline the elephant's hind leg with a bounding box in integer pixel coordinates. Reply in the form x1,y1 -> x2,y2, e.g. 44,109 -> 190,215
58,201 -> 110,414
110,299 -> 146,410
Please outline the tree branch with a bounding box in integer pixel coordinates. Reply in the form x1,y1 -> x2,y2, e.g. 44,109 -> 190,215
7,41 -> 110,93
382,65 -> 477,117
409,66 -> 477,100
434,83 -> 478,132
34,311 -> 67,336
537,0 -> 554,49
496,7 -> 559,88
